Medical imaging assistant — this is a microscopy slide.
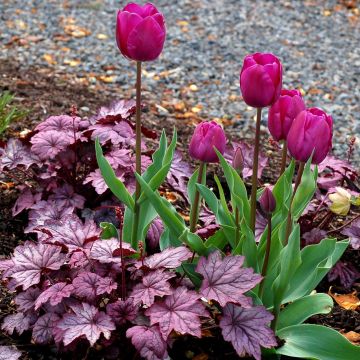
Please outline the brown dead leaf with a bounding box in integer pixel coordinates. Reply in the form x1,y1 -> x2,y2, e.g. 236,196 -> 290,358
193,354 -> 209,360
328,287 -> 360,310
159,191 -> 179,203
64,59 -> 81,67
174,102 -> 186,111
98,75 -> 116,83
96,33 -> 108,40
341,330 -> 360,345
64,24 -> 91,38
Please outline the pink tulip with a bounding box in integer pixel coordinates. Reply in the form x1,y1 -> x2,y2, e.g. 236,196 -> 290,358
189,121 -> 226,163
268,89 -> 306,141
240,53 -> 282,108
287,108 -> 333,164
116,2 -> 166,62
232,147 -> 244,172
259,187 -> 276,214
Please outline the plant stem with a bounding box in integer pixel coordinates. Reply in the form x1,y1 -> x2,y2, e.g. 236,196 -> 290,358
131,61 -> 142,249
189,162 -> 206,233
284,161 -> 305,245
115,208 -> 126,300
235,206 -> 240,247
250,107 -> 262,233
280,140 -> 288,176
259,213 -> 272,299
271,303 -> 280,331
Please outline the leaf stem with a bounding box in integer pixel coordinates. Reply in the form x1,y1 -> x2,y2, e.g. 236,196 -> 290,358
189,161 -> 206,233
115,207 -> 126,300
250,107 -> 262,233
131,61 -> 142,249
259,213 -> 272,298
284,161 -> 305,245
280,140 -> 288,176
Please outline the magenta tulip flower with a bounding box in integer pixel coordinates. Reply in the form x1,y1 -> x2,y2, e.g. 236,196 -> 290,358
189,121 -> 226,163
116,2 -> 166,62
240,53 -> 283,108
287,108 -> 333,165
259,187 -> 276,214
268,89 -> 306,141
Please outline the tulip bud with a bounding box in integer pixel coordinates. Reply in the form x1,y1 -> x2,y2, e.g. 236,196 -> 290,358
189,121 -> 226,163
116,3 -> 166,62
232,147 -> 244,173
240,53 -> 283,108
268,89 -> 306,141
287,108 -> 333,165
259,187 -> 276,214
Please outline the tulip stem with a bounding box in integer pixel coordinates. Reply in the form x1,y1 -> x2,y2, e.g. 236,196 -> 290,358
235,206 -> 240,247
250,107 -> 262,233
284,161 -> 305,245
189,162 -> 206,233
131,61 -> 142,250
259,213 -> 272,299
280,140 -> 288,176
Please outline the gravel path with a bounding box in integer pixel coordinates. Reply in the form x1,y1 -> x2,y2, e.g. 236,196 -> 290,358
1,0 -> 359,165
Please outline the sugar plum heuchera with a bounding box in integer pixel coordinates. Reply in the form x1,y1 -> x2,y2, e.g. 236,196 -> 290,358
287,107 -> 333,164
116,2 -> 166,62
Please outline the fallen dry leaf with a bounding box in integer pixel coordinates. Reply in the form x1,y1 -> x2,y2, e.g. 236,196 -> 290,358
64,24 -> 91,38
341,330 -> 360,345
98,75 -> 116,83
328,287 -> 360,310
96,33 -> 108,40
43,54 -> 57,65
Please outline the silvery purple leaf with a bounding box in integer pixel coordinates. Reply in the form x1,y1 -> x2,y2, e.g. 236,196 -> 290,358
146,218 -> 164,249
1,312 -> 37,335
89,122 -> 134,146
145,286 -> 208,339
35,115 -> 81,133
219,304 -> 277,360
106,298 -> 138,325
126,325 -> 168,360
105,148 -> 133,168
255,211 -> 267,242
341,218 -> 360,250
0,346 -> 22,360
196,250 -> 261,307
48,184 -> 85,209
84,168 -> 126,195
142,246 -> 192,270
15,287 -> 41,312
30,130 -> 71,160
9,243 -> 65,290
56,303 -> 115,346
302,228 -> 327,246
91,100 -> 136,124
12,187 -> 42,216
130,270 -> 175,306
32,313 -> 60,344
35,282 -> 74,310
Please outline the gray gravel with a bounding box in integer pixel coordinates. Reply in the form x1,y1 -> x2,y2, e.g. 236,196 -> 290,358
1,0 -> 359,165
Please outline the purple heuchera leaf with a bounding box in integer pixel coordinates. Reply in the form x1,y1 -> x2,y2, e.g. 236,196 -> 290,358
316,155 -> 358,178
30,130 -> 71,160
89,122 -> 134,146
255,211 -> 267,242
106,298 -> 138,325
130,270 -> 175,306
0,346 -> 22,360
145,286 -> 208,339
12,187 -> 42,216
341,218 -> 360,250
126,325 -> 168,360
302,228 -> 327,246
196,250 -> 261,307
143,246 -> 192,270
56,303 -> 115,346
1,312 -> 36,335
91,100 -> 136,124
35,282 -> 74,310
48,184 -> 85,209
105,148 -> 133,168
146,218 -> 164,249
327,261 -> 360,289
84,168 -> 127,195
15,287 -> 41,312
32,313 -> 60,344
35,214 -> 100,252
0,138 -> 38,170
9,242 -> 65,290
72,272 -> 116,300
317,173 -> 344,190
35,115 -> 81,133
220,304 -> 276,360
90,239 -> 121,264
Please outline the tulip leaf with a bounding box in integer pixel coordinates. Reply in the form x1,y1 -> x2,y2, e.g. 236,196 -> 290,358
278,293 -> 333,330
204,229 -> 227,251
160,227 -> 182,250
95,138 -> 135,210
188,164 -> 207,207
276,324 -> 360,360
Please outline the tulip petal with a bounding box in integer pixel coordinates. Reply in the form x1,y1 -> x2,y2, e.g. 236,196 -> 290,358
240,65 -> 275,108
116,11 -> 143,58
123,3 -> 158,17
127,16 -> 165,62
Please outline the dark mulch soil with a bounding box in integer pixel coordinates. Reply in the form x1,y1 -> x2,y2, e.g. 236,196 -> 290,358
0,58 -> 359,358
